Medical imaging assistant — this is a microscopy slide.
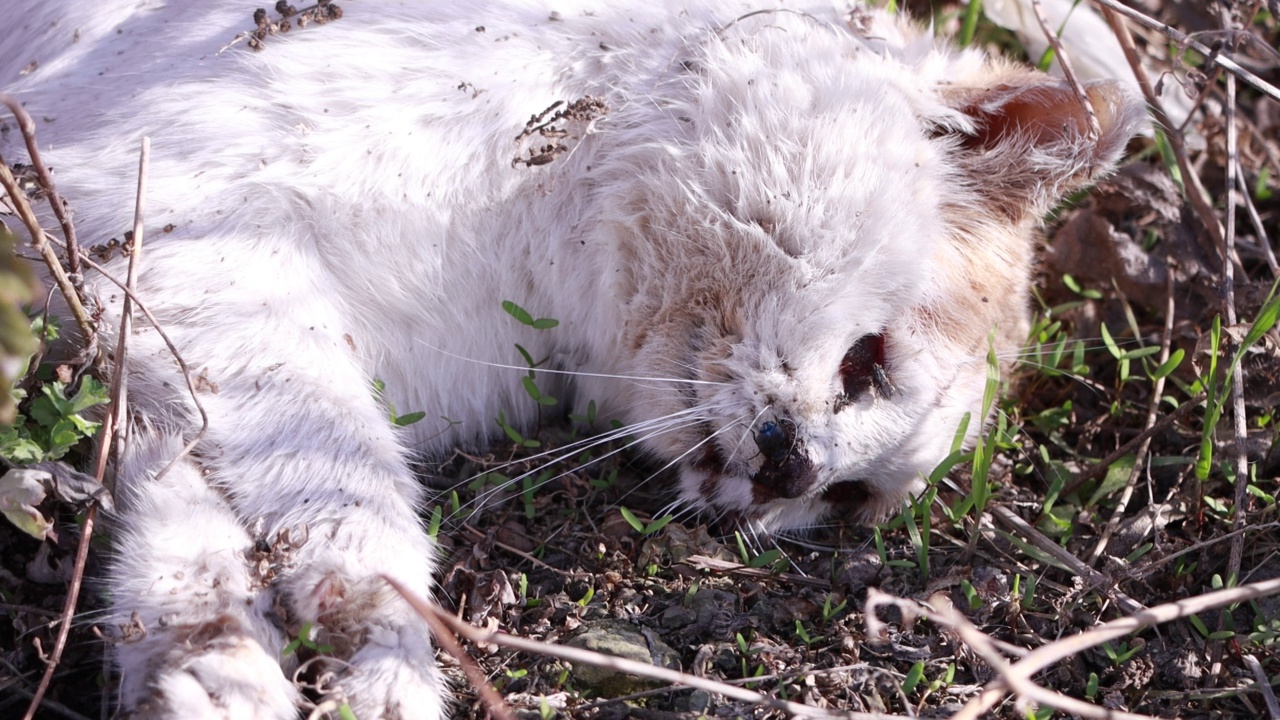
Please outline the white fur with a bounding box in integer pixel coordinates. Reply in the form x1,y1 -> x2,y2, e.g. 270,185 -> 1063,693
2,1 -> 1144,716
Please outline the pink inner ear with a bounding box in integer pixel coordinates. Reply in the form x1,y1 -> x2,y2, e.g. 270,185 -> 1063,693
964,82 -> 1124,150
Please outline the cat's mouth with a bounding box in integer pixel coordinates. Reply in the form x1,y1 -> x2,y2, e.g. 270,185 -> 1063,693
748,453 -> 817,503
819,480 -> 873,510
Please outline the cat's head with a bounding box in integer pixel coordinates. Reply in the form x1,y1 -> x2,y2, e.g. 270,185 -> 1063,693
595,11 -> 1146,531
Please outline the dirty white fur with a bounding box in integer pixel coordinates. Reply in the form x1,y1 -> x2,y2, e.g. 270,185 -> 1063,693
2,1 -> 1145,717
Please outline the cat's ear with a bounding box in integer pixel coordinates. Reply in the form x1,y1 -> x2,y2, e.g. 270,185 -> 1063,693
938,72 -> 1147,221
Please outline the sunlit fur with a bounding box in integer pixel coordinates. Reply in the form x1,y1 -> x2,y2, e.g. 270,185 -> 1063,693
2,1 -> 1144,716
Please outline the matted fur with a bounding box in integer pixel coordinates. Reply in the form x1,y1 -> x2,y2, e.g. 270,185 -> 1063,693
2,1 -> 1145,717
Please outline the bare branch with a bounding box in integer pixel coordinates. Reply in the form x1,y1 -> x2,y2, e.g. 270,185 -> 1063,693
385,575 -> 898,719
1029,0 -> 1100,138
0,94 -> 82,282
1089,0 -> 1280,103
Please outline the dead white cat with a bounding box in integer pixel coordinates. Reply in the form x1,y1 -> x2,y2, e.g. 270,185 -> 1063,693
2,0 -> 1144,717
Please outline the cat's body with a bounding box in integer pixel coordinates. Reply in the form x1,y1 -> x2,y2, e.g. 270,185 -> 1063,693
2,1 -> 1143,717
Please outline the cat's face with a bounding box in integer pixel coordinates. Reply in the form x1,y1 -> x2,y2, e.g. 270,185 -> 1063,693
594,13 -> 1145,531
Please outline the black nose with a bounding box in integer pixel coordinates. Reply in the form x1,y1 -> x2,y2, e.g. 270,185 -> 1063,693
750,418 -> 816,500
754,420 -> 792,465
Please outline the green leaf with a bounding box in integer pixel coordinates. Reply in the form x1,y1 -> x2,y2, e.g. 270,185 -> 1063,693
1232,281 -> 1280,367
392,411 -> 426,427
1062,273 -> 1102,299
645,514 -> 673,536
618,506 -> 644,533
1150,349 -> 1185,379
1100,323 -> 1122,359
515,343 -> 536,368
902,661 -> 925,694
502,300 -> 535,326
521,376 -> 543,401
1086,454 -> 1135,508
747,548 -> 783,569
1188,614 -> 1210,638
531,318 -> 559,330
958,0 -> 981,47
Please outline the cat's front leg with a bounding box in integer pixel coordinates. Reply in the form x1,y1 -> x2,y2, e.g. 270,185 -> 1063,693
101,258 -> 448,718
110,433 -> 299,719
185,320 -> 448,719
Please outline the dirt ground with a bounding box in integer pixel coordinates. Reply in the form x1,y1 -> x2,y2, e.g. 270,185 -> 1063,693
3,0 -> 1280,718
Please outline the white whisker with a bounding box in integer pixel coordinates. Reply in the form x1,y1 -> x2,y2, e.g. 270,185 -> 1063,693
418,340 -> 733,386
457,408 -> 727,512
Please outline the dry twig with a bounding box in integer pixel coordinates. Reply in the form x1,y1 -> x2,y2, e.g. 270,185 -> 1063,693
1089,0 -> 1280,103
21,137 -> 149,720
866,590 -> 1161,720
956,575 -> 1280,717
0,95 -> 82,282
1028,0 -> 1100,138
385,575 -> 898,719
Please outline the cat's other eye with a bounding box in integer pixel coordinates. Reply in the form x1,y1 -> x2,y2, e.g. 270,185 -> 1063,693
837,333 -> 893,409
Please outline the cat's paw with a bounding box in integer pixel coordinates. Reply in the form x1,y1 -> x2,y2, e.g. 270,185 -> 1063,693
122,617 -> 298,720
322,621 -> 447,720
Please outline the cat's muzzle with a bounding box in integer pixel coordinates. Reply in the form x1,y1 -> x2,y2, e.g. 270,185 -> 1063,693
750,419 -> 818,500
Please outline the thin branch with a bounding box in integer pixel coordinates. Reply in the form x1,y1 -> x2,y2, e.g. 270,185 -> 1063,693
0,158 -> 95,347
1087,270 -> 1176,565
1089,0 -> 1280,103
1059,395 -> 1201,498
416,593 -> 517,720
1222,69 -> 1251,587
957,575 -> 1280,717
1243,653 -> 1280,720
992,505 -> 1145,615
384,575 -> 897,719
1029,0 -> 1100,138
1235,160 -> 1278,277
0,94 -> 82,281
1135,522 -> 1280,579
73,253 -> 209,484
1098,5 -> 1228,271
21,137 -> 149,720
865,591 -> 1161,720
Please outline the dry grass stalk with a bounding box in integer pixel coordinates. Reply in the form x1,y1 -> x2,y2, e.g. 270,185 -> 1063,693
20,137 -> 150,720
385,575 -> 901,720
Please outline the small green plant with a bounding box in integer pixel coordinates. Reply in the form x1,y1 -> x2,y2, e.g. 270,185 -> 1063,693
958,0 -> 981,47
619,506 -> 673,536
820,593 -> 847,626
1085,671 -> 1099,700
735,631 -> 766,683
0,376 -> 109,463
425,504 -> 443,541
370,378 -> 426,427
496,410 -> 539,448
1100,640 -> 1143,665
733,530 -> 784,570
568,399 -> 598,426
902,661 -> 925,695
793,619 -> 814,648
282,621 -> 335,656
495,300 -> 564,448
959,579 -> 983,611
1249,615 -> 1280,646
589,467 -> 617,489
1195,284 -> 1280,479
